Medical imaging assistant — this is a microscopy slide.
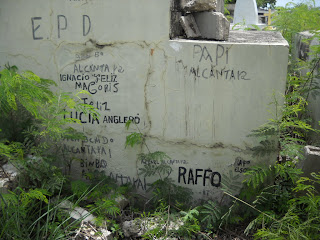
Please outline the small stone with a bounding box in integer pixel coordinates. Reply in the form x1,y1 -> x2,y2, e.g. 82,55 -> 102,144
114,194 -> 129,209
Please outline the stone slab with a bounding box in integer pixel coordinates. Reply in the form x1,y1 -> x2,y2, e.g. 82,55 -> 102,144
0,0 -> 289,202
228,31 -> 289,44
180,14 -> 202,38
193,11 -> 230,40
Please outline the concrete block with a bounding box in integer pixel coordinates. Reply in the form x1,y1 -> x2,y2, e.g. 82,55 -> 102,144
302,146 -> 320,176
180,14 -> 202,38
180,0 -> 217,12
294,31 -> 315,61
170,11 -> 184,39
193,11 -> 230,40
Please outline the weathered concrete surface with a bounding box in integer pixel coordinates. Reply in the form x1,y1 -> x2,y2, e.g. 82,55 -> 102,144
194,11 -> 230,40
228,31 -> 288,44
0,0 -> 289,202
180,15 -> 201,38
180,0 -> 218,12
170,11 -> 184,39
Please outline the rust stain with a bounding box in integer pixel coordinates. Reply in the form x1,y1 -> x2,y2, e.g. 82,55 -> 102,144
150,48 -> 154,56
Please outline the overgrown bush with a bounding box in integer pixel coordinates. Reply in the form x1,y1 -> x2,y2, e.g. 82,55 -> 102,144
0,66 -> 99,238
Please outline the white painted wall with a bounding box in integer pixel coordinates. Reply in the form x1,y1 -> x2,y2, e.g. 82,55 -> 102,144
0,0 -> 288,201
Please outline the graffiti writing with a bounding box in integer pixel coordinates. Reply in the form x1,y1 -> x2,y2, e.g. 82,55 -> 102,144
193,44 -> 229,65
73,64 -> 124,74
31,14 -> 91,40
140,159 -> 188,165
63,135 -> 112,144
178,167 -> 221,187
176,61 -> 250,81
63,111 -> 140,125
80,158 -> 108,169
81,98 -> 111,111
234,157 -> 251,173
60,64 -> 125,95
62,143 -> 112,157
109,172 -> 147,191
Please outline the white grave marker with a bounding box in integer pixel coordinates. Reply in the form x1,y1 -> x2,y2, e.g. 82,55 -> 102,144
232,0 -> 266,29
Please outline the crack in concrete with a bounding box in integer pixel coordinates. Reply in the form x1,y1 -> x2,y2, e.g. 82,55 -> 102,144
153,43 -> 170,137
145,134 -> 253,153
6,53 -> 42,67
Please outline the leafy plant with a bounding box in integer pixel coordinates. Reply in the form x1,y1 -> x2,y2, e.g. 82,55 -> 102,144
200,200 -> 222,230
253,172 -> 320,240
0,65 -> 99,191
0,187 -> 79,239
125,120 -> 192,209
273,2 -> 320,48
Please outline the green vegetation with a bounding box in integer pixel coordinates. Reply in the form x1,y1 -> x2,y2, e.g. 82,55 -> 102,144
225,0 -> 277,9
0,2 -> 320,240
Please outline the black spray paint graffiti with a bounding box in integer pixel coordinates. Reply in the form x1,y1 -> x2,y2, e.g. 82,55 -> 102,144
80,158 -> 108,169
109,172 -> 147,191
181,64 -> 250,81
81,169 -> 146,191
140,159 -> 188,166
60,64 -> 125,95
193,44 -> 229,65
81,98 -> 111,111
75,81 -> 119,95
175,44 -> 250,81
73,64 -> 124,74
63,111 -> 140,125
62,136 -> 113,144
31,15 -> 91,40
234,157 -> 251,173
62,144 -> 112,158
178,167 -> 221,187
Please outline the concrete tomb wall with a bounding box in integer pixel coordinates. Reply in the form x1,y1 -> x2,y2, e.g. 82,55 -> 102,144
0,0 -> 289,201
